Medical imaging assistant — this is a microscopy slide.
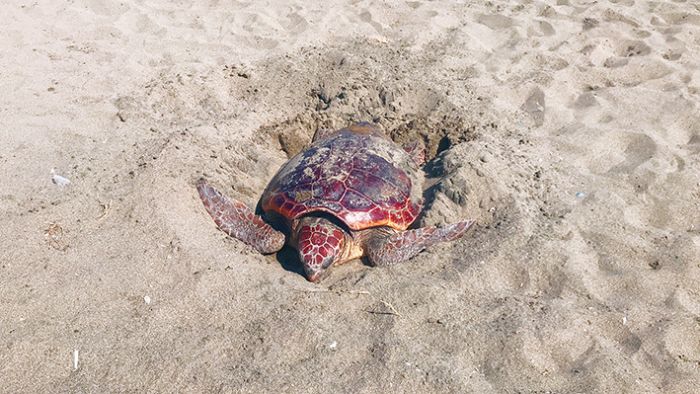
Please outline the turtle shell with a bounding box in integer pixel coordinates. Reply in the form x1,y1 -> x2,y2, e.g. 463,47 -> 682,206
261,125 -> 423,231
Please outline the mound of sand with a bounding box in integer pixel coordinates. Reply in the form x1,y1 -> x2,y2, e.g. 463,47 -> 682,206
1,1 -> 699,392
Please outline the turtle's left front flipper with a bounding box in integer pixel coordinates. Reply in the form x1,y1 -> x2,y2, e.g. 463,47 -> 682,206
197,179 -> 285,254
365,220 -> 475,266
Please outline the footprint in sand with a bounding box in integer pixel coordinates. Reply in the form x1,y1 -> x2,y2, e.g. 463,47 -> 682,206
538,20 -> 555,36
688,134 -> 700,152
603,57 -> 629,68
283,12 -> 309,35
571,91 -> 598,110
609,0 -> 635,6
521,87 -> 545,126
477,14 -> 514,30
661,12 -> 700,26
527,20 -> 554,37
358,10 -> 385,34
618,329 -> 643,357
662,50 -> 683,61
616,40 -> 651,57
407,1 -> 421,10
582,17 -> 599,31
608,133 -> 658,174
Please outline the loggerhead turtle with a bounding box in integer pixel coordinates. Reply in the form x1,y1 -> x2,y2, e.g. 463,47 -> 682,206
197,122 -> 474,282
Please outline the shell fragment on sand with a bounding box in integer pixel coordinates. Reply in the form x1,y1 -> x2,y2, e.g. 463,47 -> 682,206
51,169 -> 71,187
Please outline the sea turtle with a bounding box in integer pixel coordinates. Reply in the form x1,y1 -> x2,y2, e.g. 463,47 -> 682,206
197,122 -> 474,282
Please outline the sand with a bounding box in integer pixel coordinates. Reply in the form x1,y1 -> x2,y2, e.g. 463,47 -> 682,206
1,0 -> 700,392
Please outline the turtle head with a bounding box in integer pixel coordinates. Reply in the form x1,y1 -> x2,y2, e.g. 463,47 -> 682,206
296,217 -> 346,282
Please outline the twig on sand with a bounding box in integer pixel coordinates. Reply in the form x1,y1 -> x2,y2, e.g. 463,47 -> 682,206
363,309 -> 399,316
45,222 -> 68,251
96,199 -> 112,221
294,287 -> 400,317
367,299 -> 402,317
293,287 -> 370,296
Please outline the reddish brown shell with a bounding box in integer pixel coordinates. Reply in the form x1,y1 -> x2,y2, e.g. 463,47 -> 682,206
261,124 -> 423,231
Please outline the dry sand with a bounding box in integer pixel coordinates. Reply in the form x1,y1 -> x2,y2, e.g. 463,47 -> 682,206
2,0 -> 700,392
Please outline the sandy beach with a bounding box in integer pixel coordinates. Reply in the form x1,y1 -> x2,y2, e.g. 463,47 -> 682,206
1,0 -> 699,392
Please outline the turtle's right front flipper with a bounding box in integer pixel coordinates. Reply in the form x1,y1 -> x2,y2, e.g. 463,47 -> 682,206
197,179 -> 285,254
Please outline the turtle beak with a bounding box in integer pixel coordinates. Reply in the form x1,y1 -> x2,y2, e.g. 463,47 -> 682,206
302,256 -> 333,283
306,271 -> 323,283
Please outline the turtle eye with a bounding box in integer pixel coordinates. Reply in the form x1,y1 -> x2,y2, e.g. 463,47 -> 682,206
321,256 -> 334,269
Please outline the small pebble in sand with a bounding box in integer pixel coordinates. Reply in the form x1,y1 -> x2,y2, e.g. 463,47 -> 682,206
329,341 -> 337,350
51,169 -> 70,187
575,191 -> 586,198
144,295 -> 151,305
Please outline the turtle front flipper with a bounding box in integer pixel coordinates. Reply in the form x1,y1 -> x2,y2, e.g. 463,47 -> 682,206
197,179 -> 285,254
365,220 -> 475,266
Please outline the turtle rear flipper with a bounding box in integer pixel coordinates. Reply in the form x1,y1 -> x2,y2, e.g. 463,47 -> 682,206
365,220 -> 475,266
197,179 -> 285,254
402,140 -> 426,166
